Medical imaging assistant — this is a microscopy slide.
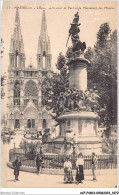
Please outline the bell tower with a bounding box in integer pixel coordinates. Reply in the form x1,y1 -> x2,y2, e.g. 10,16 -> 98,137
7,8 -> 25,130
37,10 -> 52,71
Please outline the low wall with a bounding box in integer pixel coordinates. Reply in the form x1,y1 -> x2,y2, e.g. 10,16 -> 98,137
9,148 -> 117,170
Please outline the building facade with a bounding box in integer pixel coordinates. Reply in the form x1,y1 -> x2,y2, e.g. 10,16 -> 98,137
7,9 -> 54,131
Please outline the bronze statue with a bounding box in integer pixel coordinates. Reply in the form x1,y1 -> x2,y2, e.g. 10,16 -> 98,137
73,12 -> 80,24
66,12 -> 86,53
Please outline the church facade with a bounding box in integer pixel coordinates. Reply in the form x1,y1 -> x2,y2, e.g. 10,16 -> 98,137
7,9 -> 55,131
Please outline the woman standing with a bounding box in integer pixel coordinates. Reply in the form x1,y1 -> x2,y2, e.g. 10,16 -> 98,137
75,153 -> 84,184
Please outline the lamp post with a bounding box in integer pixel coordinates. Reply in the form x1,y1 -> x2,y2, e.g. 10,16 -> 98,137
13,142 -> 16,160
72,133 -> 77,169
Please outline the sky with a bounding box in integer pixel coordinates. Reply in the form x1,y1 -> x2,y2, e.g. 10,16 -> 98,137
1,1 -> 117,74
1,1 -> 117,114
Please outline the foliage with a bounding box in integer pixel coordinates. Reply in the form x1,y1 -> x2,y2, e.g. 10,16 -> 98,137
19,139 -> 41,157
56,52 -> 66,71
84,23 -> 117,127
102,125 -> 117,155
65,46 -> 73,59
96,23 -> 111,47
42,53 -> 69,120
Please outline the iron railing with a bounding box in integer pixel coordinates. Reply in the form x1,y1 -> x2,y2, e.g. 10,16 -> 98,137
9,148 -> 117,170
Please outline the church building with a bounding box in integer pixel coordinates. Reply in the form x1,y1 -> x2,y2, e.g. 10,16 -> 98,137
7,9 -> 54,131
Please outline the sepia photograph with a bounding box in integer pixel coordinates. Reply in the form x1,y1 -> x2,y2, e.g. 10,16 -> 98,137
1,0 -> 118,190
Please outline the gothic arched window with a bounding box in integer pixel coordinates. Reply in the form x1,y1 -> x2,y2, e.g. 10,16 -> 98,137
14,80 -> 20,97
43,51 -> 46,69
25,80 -> 38,96
16,50 -> 18,67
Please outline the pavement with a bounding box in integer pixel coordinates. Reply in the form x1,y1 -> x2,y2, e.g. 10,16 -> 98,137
1,131 -> 118,188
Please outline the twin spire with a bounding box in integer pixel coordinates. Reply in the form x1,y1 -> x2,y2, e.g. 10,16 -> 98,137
10,8 -> 51,57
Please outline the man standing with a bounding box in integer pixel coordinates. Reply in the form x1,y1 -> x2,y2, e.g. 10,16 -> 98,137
92,152 -> 98,181
12,156 -> 21,181
36,154 -> 43,174
64,157 -> 73,183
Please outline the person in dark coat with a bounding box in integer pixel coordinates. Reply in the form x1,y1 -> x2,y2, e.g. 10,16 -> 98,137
12,156 -> 21,181
36,154 -> 43,174
75,153 -> 84,184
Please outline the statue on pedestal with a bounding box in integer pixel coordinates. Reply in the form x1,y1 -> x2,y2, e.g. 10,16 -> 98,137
66,12 -> 86,53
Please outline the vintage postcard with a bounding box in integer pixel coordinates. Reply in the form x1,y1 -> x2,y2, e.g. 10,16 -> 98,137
1,0 -> 118,191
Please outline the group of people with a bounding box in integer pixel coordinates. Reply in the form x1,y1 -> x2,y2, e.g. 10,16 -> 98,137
63,152 -> 97,184
12,152 -> 97,183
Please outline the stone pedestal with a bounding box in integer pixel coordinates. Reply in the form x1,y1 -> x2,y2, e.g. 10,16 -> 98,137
52,52 -> 102,155
56,111 -> 102,155
67,51 -> 89,92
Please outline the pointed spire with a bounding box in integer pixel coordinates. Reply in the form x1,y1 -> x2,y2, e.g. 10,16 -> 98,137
10,8 -> 24,54
37,10 -> 52,70
15,7 -> 20,27
37,10 -> 51,54
40,10 -> 48,42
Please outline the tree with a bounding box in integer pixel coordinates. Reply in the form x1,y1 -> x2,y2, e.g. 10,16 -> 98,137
85,23 -> 117,128
42,53 -> 69,120
103,125 -> 117,155
96,23 -> 111,47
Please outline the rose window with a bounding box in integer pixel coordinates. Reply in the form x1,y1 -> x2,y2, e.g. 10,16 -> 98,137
25,80 -> 38,96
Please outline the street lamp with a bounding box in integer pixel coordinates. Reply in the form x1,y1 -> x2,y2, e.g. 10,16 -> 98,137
13,142 -> 16,160
72,133 -> 77,169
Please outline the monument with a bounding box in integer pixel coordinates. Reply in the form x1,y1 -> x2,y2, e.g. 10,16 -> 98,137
46,11 -> 102,156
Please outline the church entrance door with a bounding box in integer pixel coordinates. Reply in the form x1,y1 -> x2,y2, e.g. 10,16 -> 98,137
27,119 -> 35,129
15,119 -> 20,129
